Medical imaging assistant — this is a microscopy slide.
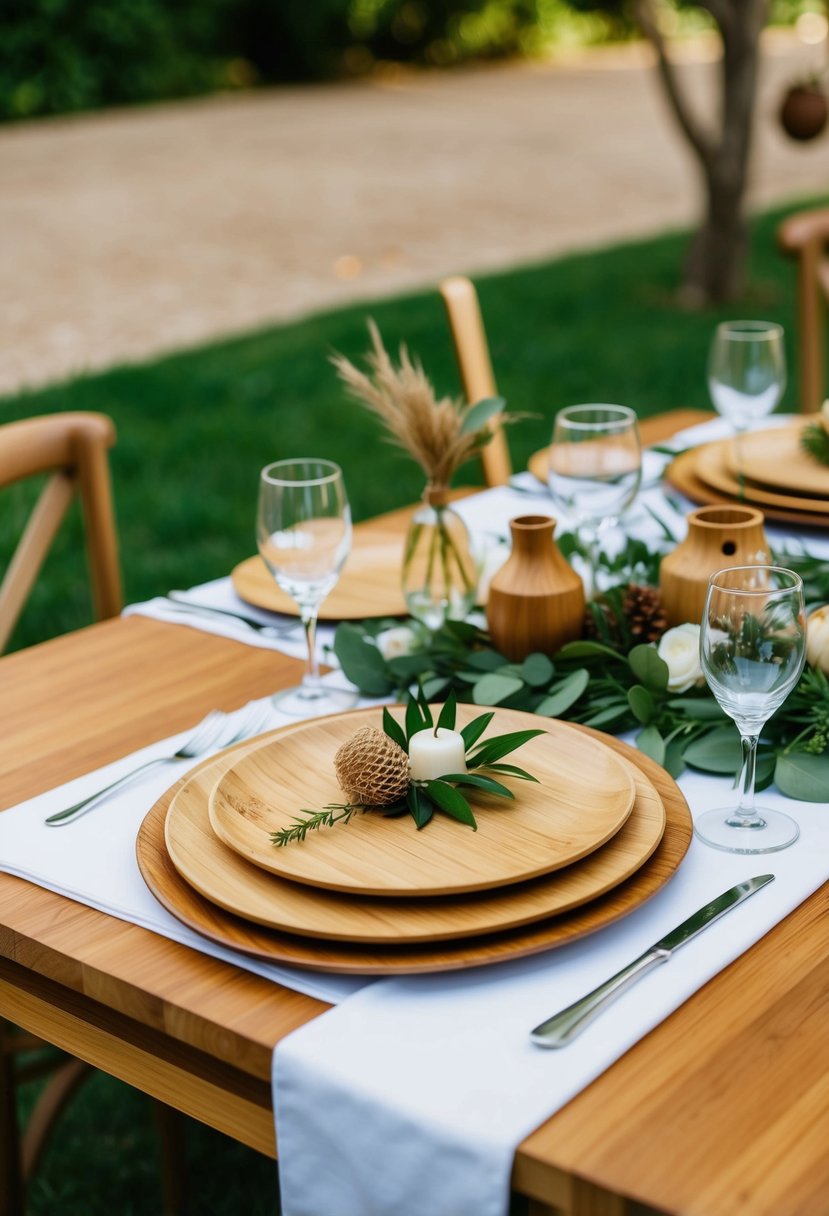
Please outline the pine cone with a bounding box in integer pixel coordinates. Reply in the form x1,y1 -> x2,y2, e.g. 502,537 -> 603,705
334,726 -> 411,806
623,584 -> 668,644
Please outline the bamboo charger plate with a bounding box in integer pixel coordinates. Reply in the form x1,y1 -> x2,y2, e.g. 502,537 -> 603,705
135,727 -> 692,974
231,529 -> 407,620
724,422 -> 829,499
207,706 -> 637,896
693,441 -> 829,517
665,449 -> 829,529
163,738 -> 666,943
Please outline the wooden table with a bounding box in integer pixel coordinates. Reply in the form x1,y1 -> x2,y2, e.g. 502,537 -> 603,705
3,424 -> 828,1216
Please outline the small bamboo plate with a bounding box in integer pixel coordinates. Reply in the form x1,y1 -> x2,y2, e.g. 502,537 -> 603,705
724,423 -> 829,499
665,449 -> 829,529
207,706 -> 637,897
164,739 -> 665,943
135,728 -> 692,974
694,441 -> 829,517
231,529 -> 407,620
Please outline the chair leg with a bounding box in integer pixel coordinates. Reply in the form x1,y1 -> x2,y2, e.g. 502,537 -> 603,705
152,1100 -> 189,1216
0,1029 -> 25,1216
21,1055 -> 91,1181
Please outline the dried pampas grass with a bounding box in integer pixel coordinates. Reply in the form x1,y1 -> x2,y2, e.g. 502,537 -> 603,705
331,320 -> 500,490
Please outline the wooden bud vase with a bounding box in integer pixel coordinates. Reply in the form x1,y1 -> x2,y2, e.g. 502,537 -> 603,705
486,515 -> 585,661
659,505 -> 770,627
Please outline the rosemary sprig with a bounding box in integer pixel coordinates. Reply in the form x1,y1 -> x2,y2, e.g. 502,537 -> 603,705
271,803 -> 364,847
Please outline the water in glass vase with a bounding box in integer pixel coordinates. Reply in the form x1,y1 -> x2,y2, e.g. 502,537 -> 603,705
402,494 -> 477,630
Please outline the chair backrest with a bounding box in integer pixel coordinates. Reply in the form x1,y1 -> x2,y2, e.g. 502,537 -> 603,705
439,276 -> 512,487
0,412 -> 122,652
777,207 -> 829,413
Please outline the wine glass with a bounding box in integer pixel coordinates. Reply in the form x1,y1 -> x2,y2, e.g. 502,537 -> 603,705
707,321 -> 786,445
257,459 -> 356,717
547,404 -> 642,595
696,565 -> 806,854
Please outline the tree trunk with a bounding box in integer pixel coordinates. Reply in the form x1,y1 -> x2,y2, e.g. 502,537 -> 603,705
634,0 -> 768,305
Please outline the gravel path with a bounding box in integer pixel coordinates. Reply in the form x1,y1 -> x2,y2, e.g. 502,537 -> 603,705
1,31 -> 825,396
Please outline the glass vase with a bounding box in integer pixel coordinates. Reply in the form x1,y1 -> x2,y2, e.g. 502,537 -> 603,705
402,487 -> 477,629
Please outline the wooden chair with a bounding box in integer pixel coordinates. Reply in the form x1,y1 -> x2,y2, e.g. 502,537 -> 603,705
439,276 -> 512,487
0,412 -> 123,653
0,413 -> 184,1213
777,206 -> 829,413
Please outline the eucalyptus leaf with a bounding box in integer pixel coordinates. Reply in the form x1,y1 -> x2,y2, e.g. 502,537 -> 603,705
535,668 -> 590,717
664,738 -> 686,779
333,624 -> 394,696
683,726 -> 742,774
425,780 -> 477,828
627,684 -> 655,725
582,704 -> 630,728
421,676 -> 450,700
472,673 -> 524,706
628,644 -> 669,692
460,395 -> 506,435
520,653 -> 555,687
465,650 -> 509,672
774,753 -> 829,801
667,697 -> 727,721
636,724 -> 666,766
556,640 -> 622,662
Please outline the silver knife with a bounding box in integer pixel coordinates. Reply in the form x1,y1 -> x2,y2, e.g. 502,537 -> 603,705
164,593 -> 300,638
530,874 -> 775,1049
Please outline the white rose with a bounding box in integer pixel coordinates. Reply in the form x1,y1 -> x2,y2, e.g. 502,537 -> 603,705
657,623 -> 704,692
375,625 -> 418,661
806,605 -> 829,675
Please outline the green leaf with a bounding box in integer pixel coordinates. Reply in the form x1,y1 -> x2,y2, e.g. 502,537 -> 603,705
774,753 -> 829,801
460,711 -> 495,751
472,673 -> 524,705
636,724 -> 666,766
555,640 -> 622,662
664,738 -> 686,779
480,762 -> 539,783
628,644 -> 669,692
406,695 -> 426,743
407,785 -> 434,829
520,653 -> 555,687
459,395 -> 505,435
666,697 -> 726,721
444,772 -> 515,799
465,650 -> 509,672
582,704 -> 630,728
425,780 -> 477,828
468,728 -> 546,766
421,676 -> 450,701
417,685 -> 433,727
382,707 -> 407,752
535,669 -> 590,717
755,751 -> 777,792
332,624 -> 394,696
683,726 -> 742,774
628,684 -> 655,725
437,689 -> 457,732
387,654 -> 433,679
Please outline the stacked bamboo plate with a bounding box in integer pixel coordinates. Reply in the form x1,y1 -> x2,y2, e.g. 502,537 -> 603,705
137,706 -> 694,974
665,421 -> 829,528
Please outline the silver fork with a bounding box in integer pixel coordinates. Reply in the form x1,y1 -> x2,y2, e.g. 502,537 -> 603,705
45,702 -> 271,826
165,592 -> 302,639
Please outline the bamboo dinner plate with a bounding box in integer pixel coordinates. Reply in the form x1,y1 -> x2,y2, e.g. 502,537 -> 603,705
231,529 -> 407,620
665,449 -> 829,529
163,739 -> 665,943
136,728 -> 692,974
694,441 -> 829,517
724,423 -> 829,499
207,706 -> 637,897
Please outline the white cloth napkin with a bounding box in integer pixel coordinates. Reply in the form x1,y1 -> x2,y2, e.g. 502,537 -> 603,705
274,769 -> 829,1216
0,694 -> 369,1006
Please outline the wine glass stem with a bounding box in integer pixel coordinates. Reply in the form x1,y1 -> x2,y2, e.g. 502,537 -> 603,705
300,606 -> 322,694
730,731 -> 764,829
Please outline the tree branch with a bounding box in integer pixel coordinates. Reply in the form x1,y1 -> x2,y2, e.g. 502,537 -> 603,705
632,0 -> 715,169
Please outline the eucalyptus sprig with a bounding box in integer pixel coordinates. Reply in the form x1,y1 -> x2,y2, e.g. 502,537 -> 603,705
270,688 -> 544,846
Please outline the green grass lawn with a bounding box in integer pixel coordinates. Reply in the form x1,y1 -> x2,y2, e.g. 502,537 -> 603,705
4,197 -> 826,1214
3,197 -> 824,655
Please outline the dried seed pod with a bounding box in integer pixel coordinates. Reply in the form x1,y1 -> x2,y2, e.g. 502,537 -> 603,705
334,726 -> 411,806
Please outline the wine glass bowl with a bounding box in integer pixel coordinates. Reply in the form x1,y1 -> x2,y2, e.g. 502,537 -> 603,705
257,459 -> 356,717
696,565 -> 806,854
547,404 -> 642,593
707,320 -> 786,435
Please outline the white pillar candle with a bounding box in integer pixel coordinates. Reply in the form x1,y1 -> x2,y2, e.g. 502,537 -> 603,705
408,728 -> 468,782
